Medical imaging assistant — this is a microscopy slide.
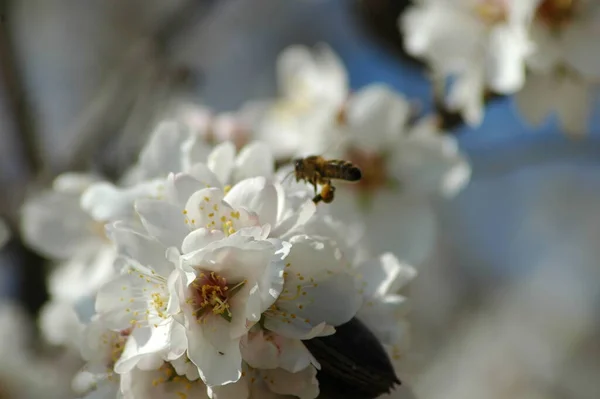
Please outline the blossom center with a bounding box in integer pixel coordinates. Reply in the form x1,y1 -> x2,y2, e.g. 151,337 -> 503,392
103,328 -> 132,371
151,362 -> 203,398
345,147 -> 390,192
190,272 -> 246,322
537,0 -> 577,30
474,0 -> 508,25
89,220 -> 110,243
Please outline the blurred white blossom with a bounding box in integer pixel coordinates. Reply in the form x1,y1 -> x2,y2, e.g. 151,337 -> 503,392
252,45 -> 470,265
254,43 -> 349,159
65,137 -> 405,398
516,0 -> 600,135
401,0 -> 600,134
0,301 -> 75,399
401,0 -> 537,125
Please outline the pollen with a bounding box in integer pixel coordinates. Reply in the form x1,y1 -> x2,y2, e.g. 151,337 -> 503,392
190,272 -> 246,322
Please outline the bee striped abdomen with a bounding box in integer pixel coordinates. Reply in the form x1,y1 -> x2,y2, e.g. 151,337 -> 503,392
323,161 -> 362,182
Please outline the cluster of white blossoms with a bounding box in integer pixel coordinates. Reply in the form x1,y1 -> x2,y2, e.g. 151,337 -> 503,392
176,44 -> 471,265
401,0 -> 600,135
18,43 -> 471,398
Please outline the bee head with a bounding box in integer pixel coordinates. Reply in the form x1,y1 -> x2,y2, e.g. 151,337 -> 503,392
293,158 -> 304,172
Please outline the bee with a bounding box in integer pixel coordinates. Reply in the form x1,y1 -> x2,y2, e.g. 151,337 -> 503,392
291,156 -> 362,204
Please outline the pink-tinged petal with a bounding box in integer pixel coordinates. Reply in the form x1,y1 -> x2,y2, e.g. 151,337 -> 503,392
232,141 -> 275,182
224,177 -> 279,228
135,199 -> 188,248
208,141 -> 236,184
106,222 -> 173,277
186,316 -> 243,386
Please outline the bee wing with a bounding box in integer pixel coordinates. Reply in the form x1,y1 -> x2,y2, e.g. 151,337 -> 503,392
321,134 -> 349,158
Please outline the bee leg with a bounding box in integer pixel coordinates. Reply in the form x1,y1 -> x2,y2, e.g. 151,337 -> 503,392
323,185 -> 335,203
312,193 -> 324,204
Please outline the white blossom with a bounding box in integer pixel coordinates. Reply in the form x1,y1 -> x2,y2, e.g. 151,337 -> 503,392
516,0 -> 600,135
401,0 -> 538,125
356,253 -> 417,378
254,43 -> 349,159
285,84 -> 470,265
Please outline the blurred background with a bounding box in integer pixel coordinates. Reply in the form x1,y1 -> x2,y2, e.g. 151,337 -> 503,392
1,0 -> 599,398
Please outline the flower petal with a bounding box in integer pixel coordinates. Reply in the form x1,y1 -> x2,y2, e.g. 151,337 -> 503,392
264,366 -> 319,399
181,228 -> 226,254
106,221 -> 173,277
345,84 -> 410,151
81,179 -> 165,222
356,253 -> 416,300
21,190 -> 96,259
137,120 -> 189,178
271,199 -> 316,239
224,177 -> 279,228
187,316 -> 243,386
232,141 -> 275,182
181,134 -> 213,171
114,324 -> 171,374
135,199 -> 189,248
208,141 -> 236,185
